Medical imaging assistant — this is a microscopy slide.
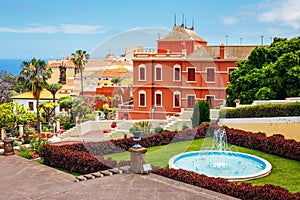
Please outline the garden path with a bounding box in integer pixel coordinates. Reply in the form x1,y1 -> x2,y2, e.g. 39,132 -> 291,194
0,155 -> 239,200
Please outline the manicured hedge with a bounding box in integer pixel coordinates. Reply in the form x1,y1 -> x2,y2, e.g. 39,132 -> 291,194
153,168 -> 300,200
41,124 -> 299,173
40,124 -> 300,199
219,102 -> 300,118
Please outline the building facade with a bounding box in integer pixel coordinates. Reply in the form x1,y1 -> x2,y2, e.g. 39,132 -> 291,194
118,25 -> 258,120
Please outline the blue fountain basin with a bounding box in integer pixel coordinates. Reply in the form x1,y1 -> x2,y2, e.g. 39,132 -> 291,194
169,151 -> 272,181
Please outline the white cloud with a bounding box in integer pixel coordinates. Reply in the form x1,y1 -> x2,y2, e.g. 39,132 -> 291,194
258,0 -> 300,29
60,24 -> 106,34
223,16 -> 238,25
0,24 -> 58,33
0,23 -> 107,34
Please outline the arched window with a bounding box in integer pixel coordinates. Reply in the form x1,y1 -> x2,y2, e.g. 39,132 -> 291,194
173,64 -> 181,81
155,64 -> 162,81
187,67 -> 196,82
138,64 -> 146,81
173,91 -> 181,107
155,90 -> 162,107
139,90 -> 146,107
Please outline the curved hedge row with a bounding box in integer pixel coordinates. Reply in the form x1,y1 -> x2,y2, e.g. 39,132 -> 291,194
153,168 -> 300,200
40,124 -> 300,199
41,124 -> 299,172
219,102 -> 300,118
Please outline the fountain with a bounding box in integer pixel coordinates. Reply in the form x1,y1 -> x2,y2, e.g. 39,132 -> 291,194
168,128 -> 272,181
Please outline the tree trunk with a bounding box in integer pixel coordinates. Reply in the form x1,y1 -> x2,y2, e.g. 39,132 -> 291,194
36,98 -> 41,135
52,92 -> 56,103
80,69 -> 84,100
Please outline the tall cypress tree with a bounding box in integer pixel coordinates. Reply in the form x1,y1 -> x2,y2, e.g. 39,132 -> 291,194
192,100 -> 210,128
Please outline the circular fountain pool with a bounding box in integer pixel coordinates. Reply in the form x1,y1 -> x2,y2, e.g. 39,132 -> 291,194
169,151 -> 272,181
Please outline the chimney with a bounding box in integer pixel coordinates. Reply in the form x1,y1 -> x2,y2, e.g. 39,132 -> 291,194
220,44 -> 225,59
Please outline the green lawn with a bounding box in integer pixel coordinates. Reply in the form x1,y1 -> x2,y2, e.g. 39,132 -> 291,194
104,138 -> 300,193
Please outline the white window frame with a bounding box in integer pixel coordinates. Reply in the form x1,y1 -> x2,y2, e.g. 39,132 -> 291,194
173,64 -> 181,82
155,64 -> 162,81
138,64 -> 146,81
187,95 -> 196,108
155,90 -> 162,107
206,67 -> 216,83
187,67 -> 196,82
173,91 -> 181,107
205,95 -> 215,108
138,90 -> 146,107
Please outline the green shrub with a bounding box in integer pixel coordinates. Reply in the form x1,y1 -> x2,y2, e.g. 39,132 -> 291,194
152,126 -> 164,133
18,149 -> 32,159
42,126 -> 50,132
82,113 -> 96,122
219,102 -> 300,118
181,124 -> 189,131
56,114 -> 74,130
17,144 -> 32,159
30,137 -> 49,154
191,100 -> 210,128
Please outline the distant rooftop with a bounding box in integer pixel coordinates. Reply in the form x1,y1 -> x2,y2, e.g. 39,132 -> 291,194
159,25 -> 207,42
188,46 -> 258,60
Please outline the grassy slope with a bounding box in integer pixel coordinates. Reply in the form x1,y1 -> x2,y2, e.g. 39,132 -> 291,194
104,138 -> 300,193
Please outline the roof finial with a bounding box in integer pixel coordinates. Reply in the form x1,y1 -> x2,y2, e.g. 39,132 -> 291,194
185,18 -> 187,28
174,14 -> 176,27
191,18 -> 194,30
181,14 -> 184,27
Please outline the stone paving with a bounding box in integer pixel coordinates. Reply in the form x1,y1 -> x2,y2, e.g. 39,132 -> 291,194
0,155 -> 239,200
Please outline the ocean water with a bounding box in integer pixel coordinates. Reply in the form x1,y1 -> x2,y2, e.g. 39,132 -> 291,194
0,59 -> 26,75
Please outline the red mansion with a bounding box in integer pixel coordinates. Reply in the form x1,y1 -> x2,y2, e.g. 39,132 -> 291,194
119,24 -> 258,120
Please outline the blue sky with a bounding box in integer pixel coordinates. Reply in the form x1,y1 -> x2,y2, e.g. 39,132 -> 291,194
1,0 -> 300,59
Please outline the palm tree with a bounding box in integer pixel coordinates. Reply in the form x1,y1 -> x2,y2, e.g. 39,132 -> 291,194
111,77 -> 124,104
46,83 -> 63,103
18,58 -> 52,134
71,50 -> 90,100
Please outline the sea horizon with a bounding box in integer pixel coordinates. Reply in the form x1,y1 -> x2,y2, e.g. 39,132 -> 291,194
0,58 -> 52,75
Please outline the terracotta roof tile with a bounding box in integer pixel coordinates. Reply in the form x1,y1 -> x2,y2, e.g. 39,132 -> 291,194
188,46 -> 257,60
11,89 -> 70,100
159,26 -> 206,42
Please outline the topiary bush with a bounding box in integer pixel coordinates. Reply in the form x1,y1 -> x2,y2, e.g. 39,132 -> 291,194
192,100 -> 210,128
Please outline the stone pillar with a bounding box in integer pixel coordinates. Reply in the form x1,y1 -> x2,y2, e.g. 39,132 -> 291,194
129,147 -> 147,174
18,125 -> 24,137
56,119 -> 60,132
4,139 -> 15,156
1,128 -> 5,140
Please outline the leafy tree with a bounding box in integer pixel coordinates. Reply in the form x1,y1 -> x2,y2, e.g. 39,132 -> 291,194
227,37 -> 300,106
191,100 -> 210,128
46,83 -> 63,102
58,96 -> 73,115
0,78 -> 11,103
71,50 -> 90,99
0,102 -> 35,132
58,96 -> 91,119
17,58 -> 52,134
111,77 -> 124,104
0,70 -> 21,103
40,101 -> 59,124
